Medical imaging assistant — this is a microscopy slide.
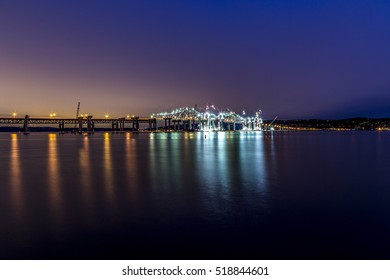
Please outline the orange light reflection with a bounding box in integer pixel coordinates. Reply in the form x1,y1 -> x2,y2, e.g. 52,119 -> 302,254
10,133 -> 23,217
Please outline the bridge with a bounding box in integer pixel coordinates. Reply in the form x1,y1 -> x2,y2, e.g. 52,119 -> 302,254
0,115 -> 157,133
154,105 -> 263,131
0,106 -> 264,133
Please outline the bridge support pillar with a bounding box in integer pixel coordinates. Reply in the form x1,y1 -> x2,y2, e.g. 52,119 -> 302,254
78,117 -> 83,133
118,118 -> 125,133
183,120 -> 188,131
87,116 -> 93,134
59,121 -> 65,132
23,115 -> 29,133
164,118 -> 172,131
151,119 -> 157,131
132,118 -> 139,132
112,121 -> 118,132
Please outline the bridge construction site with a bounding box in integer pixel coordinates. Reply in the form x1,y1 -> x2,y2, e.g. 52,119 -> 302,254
0,104 -> 269,133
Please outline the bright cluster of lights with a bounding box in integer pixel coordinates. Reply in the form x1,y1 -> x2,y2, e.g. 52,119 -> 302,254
154,105 -> 264,131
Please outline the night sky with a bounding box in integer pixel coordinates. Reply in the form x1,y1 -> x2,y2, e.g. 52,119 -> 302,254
1,0 -> 389,119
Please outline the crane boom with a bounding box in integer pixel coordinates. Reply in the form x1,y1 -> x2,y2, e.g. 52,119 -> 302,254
76,102 -> 80,118
269,115 -> 278,126
73,102 -> 81,132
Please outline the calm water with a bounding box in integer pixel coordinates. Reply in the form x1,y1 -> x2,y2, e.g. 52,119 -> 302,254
0,131 -> 389,259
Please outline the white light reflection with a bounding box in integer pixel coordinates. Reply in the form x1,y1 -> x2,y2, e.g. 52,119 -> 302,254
216,131 -> 229,189
239,131 -> 267,193
169,132 -> 182,190
148,133 -> 171,195
253,132 -> 267,190
198,131 -> 269,212
197,132 -> 220,193
148,133 -> 158,192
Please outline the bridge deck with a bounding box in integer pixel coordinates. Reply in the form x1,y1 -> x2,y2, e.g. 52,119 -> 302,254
0,117 -> 156,124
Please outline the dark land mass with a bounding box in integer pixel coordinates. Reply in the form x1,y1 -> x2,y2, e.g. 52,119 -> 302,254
266,117 -> 390,130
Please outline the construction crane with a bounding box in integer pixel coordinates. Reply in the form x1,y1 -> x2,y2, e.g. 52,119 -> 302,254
73,102 -> 80,132
269,116 -> 278,130
76,102 -> 80,119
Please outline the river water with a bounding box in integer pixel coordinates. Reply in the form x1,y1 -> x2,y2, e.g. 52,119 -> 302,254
0,131 -> 389,259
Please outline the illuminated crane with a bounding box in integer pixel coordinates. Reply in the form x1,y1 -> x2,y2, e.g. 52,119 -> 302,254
154,105 -> 263,131
269,116 -> 278,130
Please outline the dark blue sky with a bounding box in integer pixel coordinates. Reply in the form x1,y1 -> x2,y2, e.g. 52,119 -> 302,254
0,0 -> 389,119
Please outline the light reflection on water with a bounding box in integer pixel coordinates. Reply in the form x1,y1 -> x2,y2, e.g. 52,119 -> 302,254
103,132 -> 115,207
125,132 -> 139,204
79,135 -> 93,217
1,131 -> 390,259
10,133 -> 23,218
48,133 -> 62,228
